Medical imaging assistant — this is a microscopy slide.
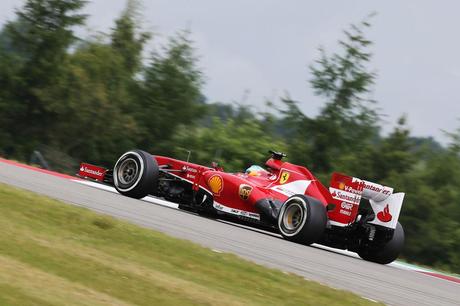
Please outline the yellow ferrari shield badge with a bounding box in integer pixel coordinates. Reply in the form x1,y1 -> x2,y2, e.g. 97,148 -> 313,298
279,171 -> 290,184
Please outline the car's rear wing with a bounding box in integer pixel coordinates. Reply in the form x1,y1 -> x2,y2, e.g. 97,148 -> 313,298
328,172 -> 404,229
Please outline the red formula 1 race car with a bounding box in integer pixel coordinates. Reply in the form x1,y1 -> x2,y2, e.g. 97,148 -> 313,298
79,149 -> 405,264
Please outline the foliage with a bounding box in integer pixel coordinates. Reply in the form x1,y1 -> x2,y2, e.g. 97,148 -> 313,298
44,41 -> 142,165
172,117 -> 287,172
111,0 -> 150,74
138,31 -> 206,154
307,17 -> 380,174
386,145 -> 460,271
0,0 -> 87,159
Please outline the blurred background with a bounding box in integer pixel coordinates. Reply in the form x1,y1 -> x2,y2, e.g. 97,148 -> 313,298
0,0 -> 459,273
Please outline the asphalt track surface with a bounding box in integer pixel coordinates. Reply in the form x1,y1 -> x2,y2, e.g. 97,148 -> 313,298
0,160 -> 459,306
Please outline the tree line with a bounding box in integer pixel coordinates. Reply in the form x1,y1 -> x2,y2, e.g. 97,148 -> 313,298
0,0 -> 458,273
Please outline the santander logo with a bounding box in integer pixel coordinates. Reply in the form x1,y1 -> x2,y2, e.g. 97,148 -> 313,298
80,166 -> 104,177
330,189 -> 360,204
377,204 -> 392,222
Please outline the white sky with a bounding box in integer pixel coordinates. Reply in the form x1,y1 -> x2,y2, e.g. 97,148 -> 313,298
1,0 -> 459,144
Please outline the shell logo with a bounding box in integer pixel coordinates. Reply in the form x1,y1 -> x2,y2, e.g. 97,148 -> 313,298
208,174 -> 223,195
338,182 -> 346,190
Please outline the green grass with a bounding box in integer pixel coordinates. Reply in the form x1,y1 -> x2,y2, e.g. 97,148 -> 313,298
0,183 -> 380,306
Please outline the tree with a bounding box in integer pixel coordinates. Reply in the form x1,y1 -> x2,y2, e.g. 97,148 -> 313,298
308,16 -> 380,174
0,0 -> 87,159
278,96 -> 314,168
387,148 -> 460,272
172,117 -> 287,172
138,31 -> 205,153
111,0 -> 150,75
42,41 -> 141,165
371,116 -> 415,181
0,26 -> 24,156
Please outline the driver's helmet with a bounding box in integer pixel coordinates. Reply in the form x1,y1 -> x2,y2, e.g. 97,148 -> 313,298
245,165 -> 266,177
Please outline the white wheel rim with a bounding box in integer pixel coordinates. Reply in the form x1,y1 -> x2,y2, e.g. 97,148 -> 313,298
113,151 -> 145,192
283,203 -> 303,231
278,196 -> 308,237
117,158 -> 139,185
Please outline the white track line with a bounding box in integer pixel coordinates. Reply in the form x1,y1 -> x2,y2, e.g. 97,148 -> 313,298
74,180 -> 178,209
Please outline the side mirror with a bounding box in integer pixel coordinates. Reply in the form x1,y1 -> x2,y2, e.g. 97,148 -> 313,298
211,162 -> 223,171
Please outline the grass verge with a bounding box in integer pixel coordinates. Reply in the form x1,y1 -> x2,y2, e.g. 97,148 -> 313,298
0,183 -> 380,305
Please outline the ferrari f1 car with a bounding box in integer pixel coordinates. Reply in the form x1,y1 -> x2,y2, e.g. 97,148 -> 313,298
79,149 -> 405,264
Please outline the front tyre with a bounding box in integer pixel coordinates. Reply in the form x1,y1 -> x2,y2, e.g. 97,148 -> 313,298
278,195 -> 327,245
113,150 -> 159,199
358,222 -> 405,264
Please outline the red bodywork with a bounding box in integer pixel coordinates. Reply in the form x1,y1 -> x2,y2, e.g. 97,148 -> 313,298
154,156 -> 351,224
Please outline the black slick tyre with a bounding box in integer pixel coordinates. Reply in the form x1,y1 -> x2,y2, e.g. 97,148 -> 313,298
358,222 -> 405,264
113,150 -> 159,199
278,194 -> 327,245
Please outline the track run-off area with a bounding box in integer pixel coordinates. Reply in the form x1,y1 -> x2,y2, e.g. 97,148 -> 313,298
0,158 -> 459,306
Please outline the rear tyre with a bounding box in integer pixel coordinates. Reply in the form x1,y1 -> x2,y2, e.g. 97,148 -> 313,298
278,195 -> 327,245
113,150 -> 159,199
358,222 -> 405,264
